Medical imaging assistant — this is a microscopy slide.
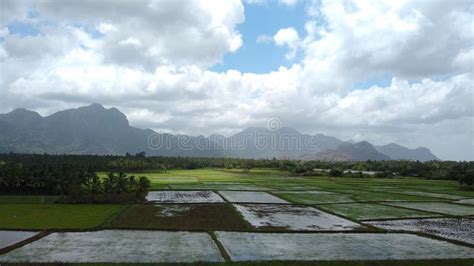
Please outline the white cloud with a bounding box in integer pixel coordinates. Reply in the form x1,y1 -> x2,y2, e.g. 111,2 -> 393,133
96,23 -> 117,34
19,0 -> 245,70
256,34 -> 272,44
245,0 -> 299,7
274,27 -> 300,60
279,0 -> 299,7
0,0 -> 473,160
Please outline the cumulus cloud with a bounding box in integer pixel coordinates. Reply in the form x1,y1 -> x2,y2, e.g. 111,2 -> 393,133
10,0 -> 245,70
0,0 -> 473,160
274,27 -> 300,60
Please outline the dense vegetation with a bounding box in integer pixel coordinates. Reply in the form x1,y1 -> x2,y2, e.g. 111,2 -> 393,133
0,153 -> 151,202
0,153 -> 473,191
62,172 -> 151,203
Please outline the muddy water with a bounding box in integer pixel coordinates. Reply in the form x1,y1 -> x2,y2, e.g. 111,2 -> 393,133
234,204 -> 361,230
366,218 -> 474,245
146,191 -> 224,203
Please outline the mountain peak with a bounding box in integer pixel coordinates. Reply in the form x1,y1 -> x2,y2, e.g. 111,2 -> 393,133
7,108 -> 41,117
0,104 -> 439,161
1,108 -> 42,123
88,103 -> 105,109
377,143 -> 438,161
336,141 -> 390,161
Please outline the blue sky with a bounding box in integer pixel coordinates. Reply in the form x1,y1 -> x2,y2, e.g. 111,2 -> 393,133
212,1 -> 307,73
1,0 -> 472,160
6,1 -> 393,90
211,1 -> 395,90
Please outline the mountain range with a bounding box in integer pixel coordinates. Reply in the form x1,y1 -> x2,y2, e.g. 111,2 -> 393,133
0,104 -> 439,161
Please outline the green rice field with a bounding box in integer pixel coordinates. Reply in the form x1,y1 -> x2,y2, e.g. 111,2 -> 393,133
1,168 -> 473,264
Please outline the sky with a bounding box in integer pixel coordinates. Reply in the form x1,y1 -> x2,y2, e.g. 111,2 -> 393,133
0,0 -> 473,160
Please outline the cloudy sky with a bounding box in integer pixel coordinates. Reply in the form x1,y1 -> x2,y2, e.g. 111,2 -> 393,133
0,0 -> 473,160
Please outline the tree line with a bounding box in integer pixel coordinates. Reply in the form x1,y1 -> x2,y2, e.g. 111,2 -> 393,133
0,155 -> 151,202
0,152 -> 472,191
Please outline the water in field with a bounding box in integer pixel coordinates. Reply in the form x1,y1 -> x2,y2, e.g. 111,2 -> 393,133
233,204 -> 361,231
218,191 -> 289,203
215,232 -> 474,261
146,191 -> 224,203
0,231 -> 38,249
366,218 -> 474,245
0,230 -> 224,263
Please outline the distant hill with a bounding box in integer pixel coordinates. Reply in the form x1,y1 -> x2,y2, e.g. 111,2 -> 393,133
301,141 -> 391,161
0,104 -> 438,161
376,143 -> 438,161
212,127 -> 341,159
0,104 -> 223,157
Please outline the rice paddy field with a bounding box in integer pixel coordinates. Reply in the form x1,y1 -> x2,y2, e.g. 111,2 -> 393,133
1,168 -> 473,265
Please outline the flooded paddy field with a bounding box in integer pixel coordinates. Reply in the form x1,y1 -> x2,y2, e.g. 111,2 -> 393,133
0,231 -> 38,249
334,190 -> 442,202
233,204 -> 361,231
456,198 -> 474,205
273,191 -> 354,204
146,191 -> 224,203
318,203 -> 441,220
366,218 -> 474,245
384,202 -> 474,216
2,169 -> 473,264
109,204 -> 249,230
215,232 -> 474,261
218,191 -> 288,203
0,230 -> 224,263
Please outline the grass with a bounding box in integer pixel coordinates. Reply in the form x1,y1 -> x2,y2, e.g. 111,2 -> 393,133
3,169 -> 473,228
109,204 -> 249,230
384,202 -> 474,216
317,203 -> 441,220
334,190 -> 444,202
0,204 -> 125,230
1,170 -> 474,264
273,191 -> 354,204
0,195 -> 59,204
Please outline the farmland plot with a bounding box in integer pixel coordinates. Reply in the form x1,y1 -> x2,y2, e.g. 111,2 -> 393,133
218,191 -> 288,203
0,231 -> 38,249
385,202 -> 474,216
110,204 -> 248,230
233,204 -> 361,231
0,204 -> 123,230
215,232 -> 474,261
0,230 -> 224,263
366,218 -> 474,245
274,191 -> 354,204
169,183 -> 271,191
394,191 -> 468,200
318,203 -> 440,220
456,198 -> 474,205
146,191 -> 224,203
